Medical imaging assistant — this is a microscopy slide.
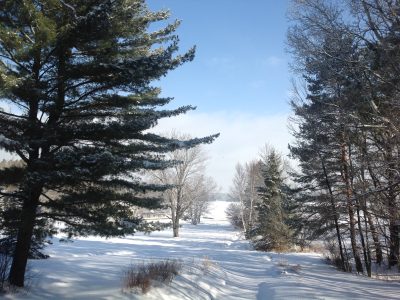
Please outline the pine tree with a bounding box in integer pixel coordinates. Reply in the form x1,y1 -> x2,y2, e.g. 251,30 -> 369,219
287,0 -> 400,274
0,0 -> 217,286
255,149 -> 291,251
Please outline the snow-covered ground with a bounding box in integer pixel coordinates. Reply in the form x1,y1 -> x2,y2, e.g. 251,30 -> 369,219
5,201 -> 400,299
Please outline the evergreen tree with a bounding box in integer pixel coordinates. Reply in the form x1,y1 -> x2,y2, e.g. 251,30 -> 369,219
288,0 -> 400,274
255,149 -> 291,251
0,0 -> 217,286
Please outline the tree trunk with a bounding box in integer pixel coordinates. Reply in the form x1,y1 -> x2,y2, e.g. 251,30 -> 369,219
356,205 -> 371,277
340,141 -> 363,273
239,195 -> 248,235
387,168 -> 399,267
365,210 -> 383,265
319,153 -> 346,271
349,145 -> 371,276
348,209 -> 364,273
9,189 -> 41,287
173,216 -> 180,237
388,216 -> 399,267
385,139 -> 399,267
364,163 -> 384,265
170,204 -> 180,237
248,195 -> 254,231
9,48 -> 42,287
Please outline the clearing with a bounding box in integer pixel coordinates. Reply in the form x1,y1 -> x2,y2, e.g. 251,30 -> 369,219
5,201 -> 400,299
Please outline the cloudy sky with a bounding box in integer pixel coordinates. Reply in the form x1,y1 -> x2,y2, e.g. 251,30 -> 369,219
148,0 -> 294,192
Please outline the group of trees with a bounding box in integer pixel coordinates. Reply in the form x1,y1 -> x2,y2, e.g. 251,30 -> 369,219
0,0 -> 217,287
226,0 -> 400,278
287,0 -> 400,276
226,147 -> 292,251
149,132 -> 217,237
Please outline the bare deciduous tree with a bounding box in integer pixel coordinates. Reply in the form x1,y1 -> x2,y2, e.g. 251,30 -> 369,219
150,132 -> 212,237
229,163 -> 249,234
185,176 -> 218,225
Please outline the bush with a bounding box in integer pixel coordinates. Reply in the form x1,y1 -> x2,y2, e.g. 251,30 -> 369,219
225,203 -> 243,229
276,258 -> 302,274
252,233 -> 291,252
123,259 -> 182,294
200,256 -> 216,274
324,239 -> 351,272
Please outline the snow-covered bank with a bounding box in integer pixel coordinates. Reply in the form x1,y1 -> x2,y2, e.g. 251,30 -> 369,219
5,201 -> 400,299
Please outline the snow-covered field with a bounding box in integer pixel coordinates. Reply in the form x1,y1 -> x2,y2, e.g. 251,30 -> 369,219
5,201 -> 400,299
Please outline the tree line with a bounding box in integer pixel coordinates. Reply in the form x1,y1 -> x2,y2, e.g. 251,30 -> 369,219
288,0 -> 400,276
228,0 -> 400,277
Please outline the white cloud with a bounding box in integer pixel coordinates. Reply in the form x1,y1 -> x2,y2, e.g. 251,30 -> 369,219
0,111 -> 294,193
152,111 -> 294,192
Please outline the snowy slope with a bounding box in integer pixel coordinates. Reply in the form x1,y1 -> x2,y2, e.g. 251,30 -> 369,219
5,201 -> 400,300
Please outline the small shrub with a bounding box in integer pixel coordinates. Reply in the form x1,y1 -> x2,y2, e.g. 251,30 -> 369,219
123,259 -> 182,294
276,257 -> 302,274
276,258 -> 288,268
289,264 -> 302,274
324,239 -> 352,272
225,203 -> 243,229
325,255 -> 352,272
200,256 -> 215,274
253,237 -> 291,252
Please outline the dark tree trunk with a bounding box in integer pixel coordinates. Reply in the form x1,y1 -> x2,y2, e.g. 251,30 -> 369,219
9,48 -> 43,287
387,167 -> 399,267
385,139 -> 399,267
364,163 -> 384,265
356,205 -> 371,277
364,206 -> 383,265
8,189 -> 41,287
349,144 -> 371,276
388,218 -> 399,267
341,141 -> 363,273
319,154 -> 346,271
348,206 -> 364,273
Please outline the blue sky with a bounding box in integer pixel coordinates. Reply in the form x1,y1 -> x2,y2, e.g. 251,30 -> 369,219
0,1 -> 294,192
147,0 -> 291,115
148,1 -> 294,192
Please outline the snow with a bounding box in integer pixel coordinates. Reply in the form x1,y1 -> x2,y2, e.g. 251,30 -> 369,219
5,201 -> 400,299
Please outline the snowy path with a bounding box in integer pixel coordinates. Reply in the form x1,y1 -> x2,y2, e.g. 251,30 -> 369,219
5,201 -> 400,300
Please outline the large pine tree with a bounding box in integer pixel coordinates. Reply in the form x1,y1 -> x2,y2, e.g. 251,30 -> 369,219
0,0 -> 217,286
